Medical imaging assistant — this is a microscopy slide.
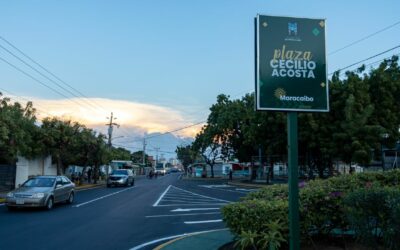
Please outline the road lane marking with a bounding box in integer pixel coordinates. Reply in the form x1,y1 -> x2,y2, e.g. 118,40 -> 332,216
153,185 -> 172,207
171,186 -> 230,203
184,219 -> 223,224
129,228 -> 227,250
199,184 -> 255,194
145,212 -> 220,218
153,185 -> 231,207
199,184 -> 231,188
73,186 -> 135,208
155,203 -> 227,207
162,197 -> 217,202
171,207 -> 220,212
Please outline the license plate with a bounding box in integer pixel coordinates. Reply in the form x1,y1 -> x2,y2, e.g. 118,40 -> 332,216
16,199 -> 25,205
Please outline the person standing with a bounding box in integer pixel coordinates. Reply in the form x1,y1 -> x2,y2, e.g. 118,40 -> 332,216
229,169 -> 233,181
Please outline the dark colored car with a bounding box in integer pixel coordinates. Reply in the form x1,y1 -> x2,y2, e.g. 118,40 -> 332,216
6,175 -> 75,211
107,169 -> 135,187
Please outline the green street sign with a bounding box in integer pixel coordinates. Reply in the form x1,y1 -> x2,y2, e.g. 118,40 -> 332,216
255,15 -> 329,112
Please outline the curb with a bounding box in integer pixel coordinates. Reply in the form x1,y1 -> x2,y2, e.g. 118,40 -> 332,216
227,181 -> 267,188
154,229 -> 229,250
75,183 -> 105,191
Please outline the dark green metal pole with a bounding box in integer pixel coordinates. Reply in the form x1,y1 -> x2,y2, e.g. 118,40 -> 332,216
287,112 -> 300,250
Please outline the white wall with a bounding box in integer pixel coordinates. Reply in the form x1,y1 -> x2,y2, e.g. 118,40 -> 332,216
15,156 -> 55,187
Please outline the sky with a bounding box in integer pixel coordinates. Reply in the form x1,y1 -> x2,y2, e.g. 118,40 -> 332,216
0,1 -> 400,159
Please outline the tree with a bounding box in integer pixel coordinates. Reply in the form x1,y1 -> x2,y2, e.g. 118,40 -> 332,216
192,125 -> 222,178
0,94 -> 43,164
41,118 -> 85,174
176,145 -> 198,173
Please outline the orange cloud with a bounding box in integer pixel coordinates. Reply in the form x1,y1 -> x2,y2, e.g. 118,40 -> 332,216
13,96 -> 203,138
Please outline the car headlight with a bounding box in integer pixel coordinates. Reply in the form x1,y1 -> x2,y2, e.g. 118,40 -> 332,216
6,192 -> 14,198
32,193 -> 45,198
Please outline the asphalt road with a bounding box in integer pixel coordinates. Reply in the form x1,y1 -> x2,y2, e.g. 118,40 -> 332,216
0,173 -> 255,250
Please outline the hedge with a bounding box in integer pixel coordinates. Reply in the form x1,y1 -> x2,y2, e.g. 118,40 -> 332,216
221,169 -> 400,249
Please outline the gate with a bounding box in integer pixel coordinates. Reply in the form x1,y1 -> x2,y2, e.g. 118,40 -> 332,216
0,164 -> 16,191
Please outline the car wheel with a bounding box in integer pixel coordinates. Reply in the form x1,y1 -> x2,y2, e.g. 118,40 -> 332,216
107,184 -> 111,188
66,192 -> 74,204
46,197 -> 54,210
132,179 -> 135,186
125,180 -> 129,187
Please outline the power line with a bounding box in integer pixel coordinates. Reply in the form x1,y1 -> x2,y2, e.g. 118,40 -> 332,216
145,121 -> 205,140
0,43 -> 103,113
0,88 -> 53,117
0,55 -> 84,105
336,52 -> 400,77
328,44 -> 400,75
329,20 -> 400,56
0,35 -> 111,113
0,36 -> 136,139
140,47 -> 400,144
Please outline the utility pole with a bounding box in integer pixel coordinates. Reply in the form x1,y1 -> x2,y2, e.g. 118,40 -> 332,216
106,112 -> 119,147
142,137 -> 147,166
106,112 -> 119,179
154,147 -> 160,165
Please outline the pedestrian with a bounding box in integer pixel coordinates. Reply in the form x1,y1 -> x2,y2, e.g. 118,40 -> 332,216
229,169 -> 233,181
87,168 -> 92,183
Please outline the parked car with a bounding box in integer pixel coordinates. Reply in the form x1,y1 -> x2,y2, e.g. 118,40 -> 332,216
107,169 -> 135,187
5,175 -> 75,211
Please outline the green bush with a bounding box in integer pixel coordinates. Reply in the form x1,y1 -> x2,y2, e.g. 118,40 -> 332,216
222,199 -> 288,249
343,185 -> 400,249
222,169 -> 400,248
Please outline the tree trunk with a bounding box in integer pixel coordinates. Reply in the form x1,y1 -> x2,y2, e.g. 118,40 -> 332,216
57,157 -> 63,175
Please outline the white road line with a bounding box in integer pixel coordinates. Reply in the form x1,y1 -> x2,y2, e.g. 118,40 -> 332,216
199,184 -> 231,188
171,208 -> 220,212
129,229 -> 227,250
73,186 -> 135,208
162,197 -> 217,202
207,187 -> 249,194
184,219 -> 223,224
171,186 -> 231,203
145,212 -> 220,218
152,185 -> 172,207
160,201 -> 225,205
155,203 -> 227,207
236,188 -> 257,192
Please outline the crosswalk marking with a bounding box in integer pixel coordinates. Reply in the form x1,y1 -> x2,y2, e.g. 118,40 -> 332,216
153,185 -> 230,207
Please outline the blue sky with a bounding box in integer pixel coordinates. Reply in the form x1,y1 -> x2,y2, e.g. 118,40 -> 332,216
0,1 -> 399,157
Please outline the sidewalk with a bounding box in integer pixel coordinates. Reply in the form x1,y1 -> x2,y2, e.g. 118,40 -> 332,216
155,229 -> 234,250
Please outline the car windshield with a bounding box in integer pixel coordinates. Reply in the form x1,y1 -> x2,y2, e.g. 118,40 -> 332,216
22,178 -> 55,188
111,170 -> 128,175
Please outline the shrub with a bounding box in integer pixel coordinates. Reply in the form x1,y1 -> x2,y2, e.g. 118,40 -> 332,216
343,185 -> 400,249
222,199 -> 288,249
223,169 -> 400,248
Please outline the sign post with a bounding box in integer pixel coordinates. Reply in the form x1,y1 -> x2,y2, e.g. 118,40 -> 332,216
255,14 -> 328,250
